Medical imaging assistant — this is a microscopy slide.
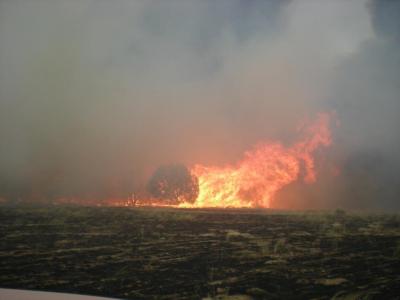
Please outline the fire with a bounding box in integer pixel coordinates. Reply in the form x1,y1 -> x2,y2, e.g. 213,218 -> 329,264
180,112 -> 333,208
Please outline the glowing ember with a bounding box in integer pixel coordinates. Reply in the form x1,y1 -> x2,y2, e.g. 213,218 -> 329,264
180,112 -> 334,208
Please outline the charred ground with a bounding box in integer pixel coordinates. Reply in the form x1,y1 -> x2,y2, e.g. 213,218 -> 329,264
0,205 -> 399,299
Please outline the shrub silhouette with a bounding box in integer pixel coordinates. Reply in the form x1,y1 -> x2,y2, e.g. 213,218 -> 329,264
147,164 -> 199,205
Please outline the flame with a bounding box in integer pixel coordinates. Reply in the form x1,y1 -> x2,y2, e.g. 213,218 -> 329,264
51,112 -> 334,208
180,112 -> 333,208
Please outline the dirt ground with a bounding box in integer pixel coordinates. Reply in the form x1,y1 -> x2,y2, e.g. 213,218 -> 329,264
0,205 -> 399,299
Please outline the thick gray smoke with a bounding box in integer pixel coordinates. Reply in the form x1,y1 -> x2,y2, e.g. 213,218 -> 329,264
0,0 -> 398,209
328,0 -> 400,210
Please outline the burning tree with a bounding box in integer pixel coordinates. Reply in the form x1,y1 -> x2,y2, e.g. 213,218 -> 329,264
147,164 -> 199,205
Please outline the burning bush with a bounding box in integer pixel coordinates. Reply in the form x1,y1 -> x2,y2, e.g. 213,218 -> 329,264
147,164 -> 199,205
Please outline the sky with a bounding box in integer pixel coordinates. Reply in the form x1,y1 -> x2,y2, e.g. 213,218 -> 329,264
0,0 -> 399,209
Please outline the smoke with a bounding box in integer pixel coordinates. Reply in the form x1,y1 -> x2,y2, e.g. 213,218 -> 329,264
0,0 -> 398,209
327,0 -> 400,210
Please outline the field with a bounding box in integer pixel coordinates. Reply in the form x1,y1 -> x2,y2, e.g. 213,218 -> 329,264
0,205 -> 400,299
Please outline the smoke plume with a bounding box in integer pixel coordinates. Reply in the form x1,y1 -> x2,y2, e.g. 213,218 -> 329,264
0,0 -> 399,210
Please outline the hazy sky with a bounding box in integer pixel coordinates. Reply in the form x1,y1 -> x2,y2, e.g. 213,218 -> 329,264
0,0 -> 399,209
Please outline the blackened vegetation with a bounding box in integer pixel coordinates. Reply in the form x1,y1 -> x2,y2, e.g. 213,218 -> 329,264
147,164 -> 199,205
1,206 -> 400,299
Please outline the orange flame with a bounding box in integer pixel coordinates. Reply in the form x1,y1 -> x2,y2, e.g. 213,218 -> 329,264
180,112 -> 333,208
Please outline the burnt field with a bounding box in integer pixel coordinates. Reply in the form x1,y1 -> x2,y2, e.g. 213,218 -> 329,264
0,206 -> 400,299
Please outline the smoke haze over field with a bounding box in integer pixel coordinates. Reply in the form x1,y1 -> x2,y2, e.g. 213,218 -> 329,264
0,0 -> 399,209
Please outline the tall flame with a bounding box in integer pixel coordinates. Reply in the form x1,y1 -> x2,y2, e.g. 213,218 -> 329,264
181,112 -> 333,208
